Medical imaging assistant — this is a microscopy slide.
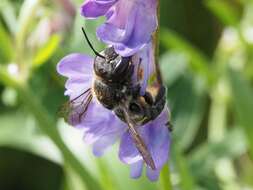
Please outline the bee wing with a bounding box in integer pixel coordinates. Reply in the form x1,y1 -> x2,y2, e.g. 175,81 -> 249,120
121,105 -> 156,170
58,88 -> 93,125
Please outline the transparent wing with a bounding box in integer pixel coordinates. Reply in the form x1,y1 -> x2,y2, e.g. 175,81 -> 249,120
58,88 -> 93,125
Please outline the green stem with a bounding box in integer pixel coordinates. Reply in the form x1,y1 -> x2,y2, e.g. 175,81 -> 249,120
173,147 -> 195,190
159,163 -> 173,190
208,81 -> 227,143
155,1 -> 173,189
96,159 -> 119,190
0,67 -> 101,190
153,0 -> 163,85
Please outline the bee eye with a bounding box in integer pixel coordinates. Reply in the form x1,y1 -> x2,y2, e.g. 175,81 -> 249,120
129,102 -> 142,114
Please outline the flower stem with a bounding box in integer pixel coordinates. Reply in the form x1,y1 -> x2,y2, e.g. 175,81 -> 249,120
153,0 -> 163,85
155,1 -> 173,189
0,66 -> 102,190
159,163 -> 173,190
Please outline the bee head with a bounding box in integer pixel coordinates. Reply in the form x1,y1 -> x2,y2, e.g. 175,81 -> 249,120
81,28 -> 132,81
94,47 -> 131,81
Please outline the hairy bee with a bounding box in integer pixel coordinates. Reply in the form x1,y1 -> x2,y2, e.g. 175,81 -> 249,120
60,28 -> 167,170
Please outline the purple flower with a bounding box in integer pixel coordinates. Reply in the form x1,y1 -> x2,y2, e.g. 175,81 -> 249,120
57,50 -> 170,181
81,0 -> 158,56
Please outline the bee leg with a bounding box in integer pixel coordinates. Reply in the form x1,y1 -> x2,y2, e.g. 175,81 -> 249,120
149,86 -> 166,120
124,63 -> 135,80
143,92 -> 154,105
137,58 -> 143,82
155,85 -> 166,103
166,121 -> 173,132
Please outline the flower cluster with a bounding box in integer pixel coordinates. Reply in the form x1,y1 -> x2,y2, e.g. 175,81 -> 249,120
81,0 -> 158,56
57,0 -> 171,181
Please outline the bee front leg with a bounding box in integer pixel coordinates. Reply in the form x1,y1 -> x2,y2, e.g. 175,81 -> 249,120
154,85 -> 166,103
150,85 -> 166,120
143,92 -> 154,105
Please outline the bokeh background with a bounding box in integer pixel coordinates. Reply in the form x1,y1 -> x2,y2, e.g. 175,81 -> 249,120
0,0 -> 253,190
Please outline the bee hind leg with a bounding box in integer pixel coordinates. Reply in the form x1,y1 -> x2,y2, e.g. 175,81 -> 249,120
166,121 -> 173,132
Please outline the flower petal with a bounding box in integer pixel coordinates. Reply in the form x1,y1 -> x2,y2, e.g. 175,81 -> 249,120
143,109 -> 171,170
57,54 -> 94,100
92,131 -> 121,157
119,131 -> 142,164
75,100 -> 126,156
95,0 -> 157,56
93,134 -> 119,157
129,43 -> 154,95
146,167 -> 160,181
81,0 -> 117,18
57,53 -> 93,78
130,161 -> 143,179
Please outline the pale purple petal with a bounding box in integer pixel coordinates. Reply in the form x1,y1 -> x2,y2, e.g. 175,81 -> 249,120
81,0 -> 117,18
144,108 -> 170,170
119,131 -> 142,164
96,2 -> 137,45
146,167 -> 160,181
130,43 -> 154,94
92,132 -> 121,156
64,78 -> 91,99
130,161 -> 143,179
57,54 -> 94,99
75,100 -> 126,156
57,53 -> 93,78
89,112 -> 126,156
82,113 -> 125,145
75,101 -> 107,129
82,0 -> 158,56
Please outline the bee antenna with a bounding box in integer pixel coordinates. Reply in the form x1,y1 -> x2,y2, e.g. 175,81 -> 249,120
81,27 -> 105,59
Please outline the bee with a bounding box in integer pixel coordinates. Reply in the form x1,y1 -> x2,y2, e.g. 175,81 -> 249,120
59,27 -> 167,170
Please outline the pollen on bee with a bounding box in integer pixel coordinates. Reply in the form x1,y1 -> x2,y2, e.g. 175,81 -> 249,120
137,67 -> 144,81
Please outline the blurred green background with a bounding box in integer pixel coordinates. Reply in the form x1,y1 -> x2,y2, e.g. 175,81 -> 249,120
0,0 -> 253,190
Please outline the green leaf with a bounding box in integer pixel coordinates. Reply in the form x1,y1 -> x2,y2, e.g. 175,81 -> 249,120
172,147 -> 196,190
96,159 -> 120,190
0,22 -> 13,62
168,75 -> 207,151
228,68 -> 253,159
205,0 -> 240,26
62,164 -> 87,190
208,78 -> 229,143
0,0 -> 17,35
33,34 -> 62,67
0,111 -> 61,163
159,164 -> 173,190
16,0 -> 42,50
189,128 -> 247,177
160,29 -> 212,83
160,51 -> 188,86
